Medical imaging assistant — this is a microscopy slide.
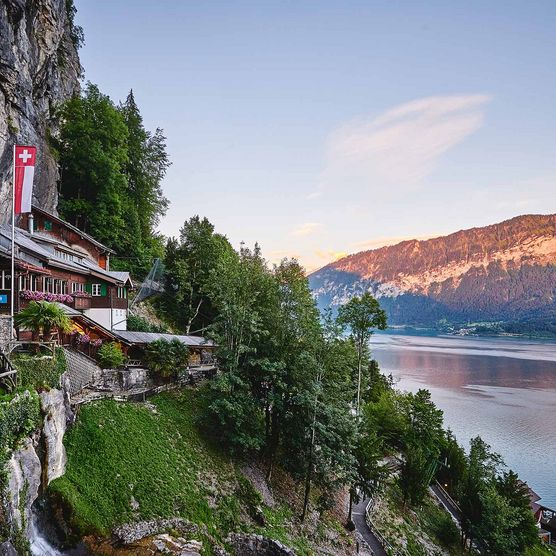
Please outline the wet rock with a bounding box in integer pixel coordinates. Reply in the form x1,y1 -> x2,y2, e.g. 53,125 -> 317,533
6,437 -> 41,534
40,388 -> 67,484
152,534 -> 202,555
0,541 -> 17,556
113,518 -> 199,545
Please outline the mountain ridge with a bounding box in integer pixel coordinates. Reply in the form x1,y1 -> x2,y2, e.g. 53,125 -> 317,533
309,214 -> 556,333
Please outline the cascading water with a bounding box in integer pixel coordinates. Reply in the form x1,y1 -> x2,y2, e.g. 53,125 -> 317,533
29,507 -> 63,556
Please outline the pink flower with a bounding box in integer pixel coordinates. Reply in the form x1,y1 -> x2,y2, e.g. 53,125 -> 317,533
73,291 -> 91,298
19,290 -> 74,304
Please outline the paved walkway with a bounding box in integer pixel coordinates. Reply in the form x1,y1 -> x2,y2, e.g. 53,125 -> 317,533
430,483 -> 462,523
352,496 -> 387,556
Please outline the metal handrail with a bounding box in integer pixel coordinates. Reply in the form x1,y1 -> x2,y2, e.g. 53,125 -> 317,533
365,497 -> 409,556
434,480 -> 461,512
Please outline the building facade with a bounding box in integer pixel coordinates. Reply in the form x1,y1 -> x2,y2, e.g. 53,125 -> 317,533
0,206 -> 132,332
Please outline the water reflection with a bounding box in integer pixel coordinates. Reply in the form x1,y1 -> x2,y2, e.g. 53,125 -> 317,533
370,334 -> 556,509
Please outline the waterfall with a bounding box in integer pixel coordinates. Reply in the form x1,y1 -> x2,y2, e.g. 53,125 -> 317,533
29,508 -> 63,556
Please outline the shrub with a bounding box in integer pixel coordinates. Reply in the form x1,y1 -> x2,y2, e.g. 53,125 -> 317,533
96,342 -> 125,369
145,339 -> 188,378
127,313 -> 169,333
13,348 -> 67,390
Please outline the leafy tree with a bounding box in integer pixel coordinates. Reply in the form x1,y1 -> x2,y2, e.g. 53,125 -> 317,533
57,84 -> 170,278
348,429 -> 387,522
161,217 -> 236,333
117,90 -> 170,276
337,293 -> 387,416
437,430 -> 467,494
58,83 -> 128,246
363,389 -> 407,452
15,301 -> 72,340
458,436 -> 503,548
404,389 -> 444,459
398,443 -> 430,506
475,484 -> 538,555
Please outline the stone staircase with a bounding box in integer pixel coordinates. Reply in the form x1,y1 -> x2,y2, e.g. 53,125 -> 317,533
62,347 -> 101,395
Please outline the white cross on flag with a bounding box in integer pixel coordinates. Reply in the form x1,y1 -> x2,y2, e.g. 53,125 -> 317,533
14,145 -> 36,214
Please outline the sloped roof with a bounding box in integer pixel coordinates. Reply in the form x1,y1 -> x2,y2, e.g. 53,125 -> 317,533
55,303 -> 132,344
114,330 -> 215,347
106,271 -> 133,287
32,205 -> 115,253
0,225 -> 129,285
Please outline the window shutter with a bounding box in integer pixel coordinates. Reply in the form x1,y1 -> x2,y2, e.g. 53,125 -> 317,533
84,283 -> 92,294
100,283 -> 107,296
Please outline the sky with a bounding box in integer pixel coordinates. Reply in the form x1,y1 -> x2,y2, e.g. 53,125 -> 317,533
75,0 -> 556,271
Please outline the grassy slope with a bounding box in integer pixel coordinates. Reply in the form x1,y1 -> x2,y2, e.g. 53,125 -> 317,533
49,390 -> 351,555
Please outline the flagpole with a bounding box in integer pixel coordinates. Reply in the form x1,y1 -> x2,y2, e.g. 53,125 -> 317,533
10,144 -> 15,341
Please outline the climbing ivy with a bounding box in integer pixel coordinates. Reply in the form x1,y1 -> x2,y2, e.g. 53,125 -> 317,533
0,391 -> 41,490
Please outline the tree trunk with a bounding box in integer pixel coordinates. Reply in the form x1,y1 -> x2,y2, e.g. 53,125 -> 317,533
266,411 -> 280,481
347,488 -> 354,525
301,421 -> 316,522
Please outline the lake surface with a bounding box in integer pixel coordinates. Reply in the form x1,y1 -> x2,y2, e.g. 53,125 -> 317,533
369,334 -> 556,508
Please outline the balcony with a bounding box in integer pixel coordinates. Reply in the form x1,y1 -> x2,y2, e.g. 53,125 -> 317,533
19,290 -> 92,311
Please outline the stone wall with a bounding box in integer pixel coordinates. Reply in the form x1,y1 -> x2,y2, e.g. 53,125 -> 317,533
0,316 -> 12,350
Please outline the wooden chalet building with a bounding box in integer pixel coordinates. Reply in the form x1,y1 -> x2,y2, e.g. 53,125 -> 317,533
0,206 -> 132,333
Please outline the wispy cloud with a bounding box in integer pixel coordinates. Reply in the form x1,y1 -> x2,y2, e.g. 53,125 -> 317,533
305,190 -> 322,200
323,94 -> 491,188
314,249 -> 348,261
290,222 -> 323,237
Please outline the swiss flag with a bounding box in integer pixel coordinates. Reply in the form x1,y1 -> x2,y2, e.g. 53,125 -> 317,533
14,145 -> 36,214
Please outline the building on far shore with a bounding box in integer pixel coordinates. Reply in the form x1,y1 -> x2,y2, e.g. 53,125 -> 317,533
0,206 -> 132,334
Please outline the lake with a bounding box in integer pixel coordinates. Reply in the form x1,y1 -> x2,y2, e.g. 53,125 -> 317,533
369,333 -> 556,509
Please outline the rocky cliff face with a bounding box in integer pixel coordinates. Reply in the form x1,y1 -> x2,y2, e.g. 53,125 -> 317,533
0,0 -> 81,222
310,215 -> 556,328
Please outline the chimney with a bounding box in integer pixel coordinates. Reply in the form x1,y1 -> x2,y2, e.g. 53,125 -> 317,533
28,213 -> 34,235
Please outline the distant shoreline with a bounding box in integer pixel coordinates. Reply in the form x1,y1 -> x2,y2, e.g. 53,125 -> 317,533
376,326 -> 556,342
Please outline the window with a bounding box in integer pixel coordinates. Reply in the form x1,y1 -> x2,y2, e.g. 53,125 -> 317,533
92,283 -> 102,296
44,278 -> 53,293
0,271 -> 11,291
30,275 -> 38,291
72,282 -> 84,293
117,286 -> 127,299
44,220 -> 52,231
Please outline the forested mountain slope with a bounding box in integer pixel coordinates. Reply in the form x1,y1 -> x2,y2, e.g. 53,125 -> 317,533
310,215 -> 556,331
